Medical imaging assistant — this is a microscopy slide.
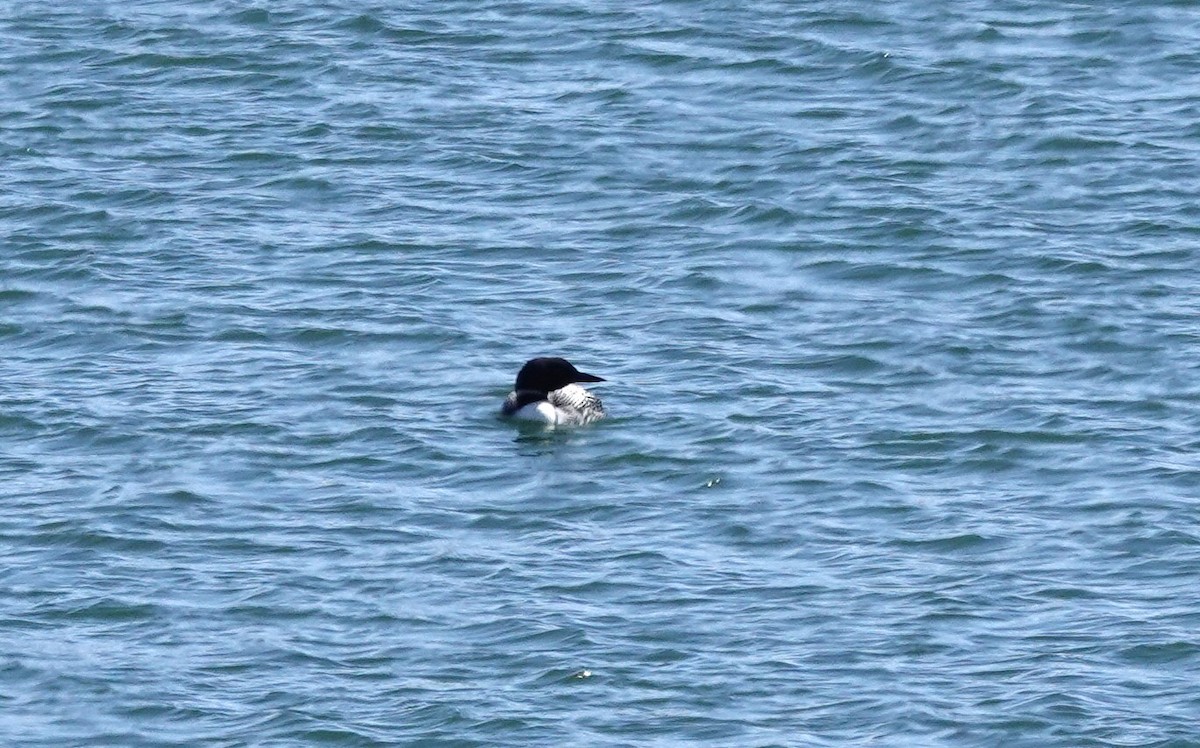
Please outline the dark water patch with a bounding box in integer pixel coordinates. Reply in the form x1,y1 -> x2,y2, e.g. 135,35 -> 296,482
1029,132 -> 1125,154
890,533 -> 1005,554
230,8 -> 272,26
1117,642 -> 1199,665
36,598 -> 162,623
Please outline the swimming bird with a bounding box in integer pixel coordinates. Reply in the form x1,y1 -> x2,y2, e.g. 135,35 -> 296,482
501,357 -> 606,426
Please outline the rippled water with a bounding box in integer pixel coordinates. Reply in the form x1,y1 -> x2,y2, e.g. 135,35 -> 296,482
4,2 -> 1200,745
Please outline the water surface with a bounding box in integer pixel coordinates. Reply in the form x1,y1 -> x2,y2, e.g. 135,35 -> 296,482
3,1 -> 1199,745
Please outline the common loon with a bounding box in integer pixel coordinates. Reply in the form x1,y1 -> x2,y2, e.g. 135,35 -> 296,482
501,357 -> 606,426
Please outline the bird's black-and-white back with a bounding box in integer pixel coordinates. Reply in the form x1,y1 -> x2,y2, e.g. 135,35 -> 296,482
546,383 -> 605,425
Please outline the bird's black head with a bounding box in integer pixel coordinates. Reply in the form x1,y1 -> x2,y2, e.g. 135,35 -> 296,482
514,357 -> 604,393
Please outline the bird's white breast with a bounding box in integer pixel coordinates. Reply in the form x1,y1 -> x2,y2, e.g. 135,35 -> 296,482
511,400 -> 560,425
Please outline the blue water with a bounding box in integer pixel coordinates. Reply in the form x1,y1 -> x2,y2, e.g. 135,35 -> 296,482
4,2 -> 1200,745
